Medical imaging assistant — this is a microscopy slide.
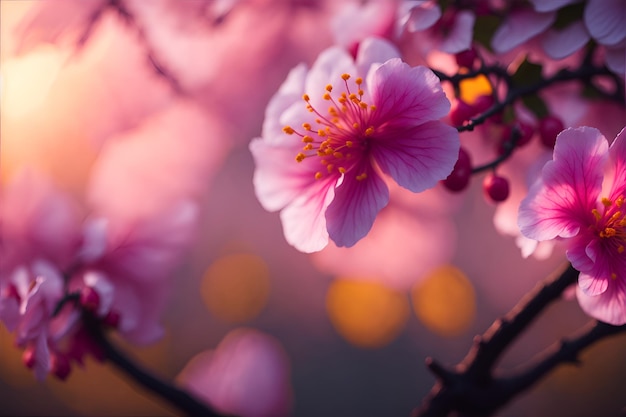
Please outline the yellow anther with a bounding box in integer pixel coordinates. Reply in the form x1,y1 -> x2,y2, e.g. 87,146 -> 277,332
283,126 -> 295,134
355,77 -> 363,85
333,151 -> 344,159
617,196 -> 624,207
349,93 -> 358,100
302,135 -> 314,143
602,197 -> 612,207
370,105 -> 377,111
365,127 -> 375,136
356,173 -> 368,181
327,164 -> 334,172
342,73 -> 351,81
609,211 -> 623,223
320,159 -> 329,165
359,102 -> 368,109
303,144 -> 313,151
318,129 -> 326,137
358,89 -> 364,96
302,123 -> 311,130
345,141 -> 353,147
325,84 -> 333,92
323,93 -> 331,100
600,227 -> 617,238
306,105 -> 313,112
338,167 -> 346,174
592,209 -> 602,221
325,148 -> 334,155
338,97 -> 347,104
315,172 -> 323,180
329,107 -> 338,115
296,153 -> 306,162
302,94 -> 310,101
353,123 -> 359,129
611,272 -> 617,280
619,245 -> 625,254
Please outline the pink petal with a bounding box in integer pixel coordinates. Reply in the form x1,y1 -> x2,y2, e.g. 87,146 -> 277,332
369,59 -> 451,128
356,37 -> 401,76
492,9 -> 555,53
403,1 -> 441,32
250,138 -> 326,212
262,63 -> 308,143
576,277 -> 626,325
326,165 -> 389,248
519,127 -> 609,240
440,10 -> 475,54
279,177 -> 336,253
604,45 -> 626,74
542,21 -> 590,60
584,0 -> 626,46
373,121 -> 459,192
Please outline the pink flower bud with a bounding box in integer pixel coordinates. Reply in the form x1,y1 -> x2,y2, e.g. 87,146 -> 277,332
483,174 -> 510,202
443,147 -> 472,192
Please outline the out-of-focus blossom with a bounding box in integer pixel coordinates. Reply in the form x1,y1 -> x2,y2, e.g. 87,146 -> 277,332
519,126 -> 626,325
250,37 -> 459,252
583,0 -> 626,75
177,328 -> 292,417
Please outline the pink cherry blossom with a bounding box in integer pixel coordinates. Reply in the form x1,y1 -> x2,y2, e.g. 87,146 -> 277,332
250,37 -> 459,252
519,126 -> 626,325
177,328 -> 292,417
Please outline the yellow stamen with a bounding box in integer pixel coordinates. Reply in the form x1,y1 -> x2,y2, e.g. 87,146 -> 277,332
355,77 -> 363,85
302,94 -> 310,101
341,73 -> 350,81
365,127 -> 375,136
325,84 -> 333,92
356,173 -> 367,181
302,135 -> 314,143
302,123 -> 311,130
602,197 -> 612,207
296,153 -> 306,162
315,172 -> 323,180
283,126 -> 295,134
338,167 -> 346,174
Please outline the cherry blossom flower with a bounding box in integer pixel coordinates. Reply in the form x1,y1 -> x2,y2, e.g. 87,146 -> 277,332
519,126 -> 626,325
250,37 -> 459,252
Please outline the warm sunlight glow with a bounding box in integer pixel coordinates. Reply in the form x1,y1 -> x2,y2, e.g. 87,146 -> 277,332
201,253 -> 270,323
0,46 -> 63,119
326,279 -> 409,348
411,265 -> 476,336
459,74 -> 492,104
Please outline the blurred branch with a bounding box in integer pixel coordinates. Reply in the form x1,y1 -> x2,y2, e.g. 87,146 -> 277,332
82,313 -> 233,417
411,264 -> 626,417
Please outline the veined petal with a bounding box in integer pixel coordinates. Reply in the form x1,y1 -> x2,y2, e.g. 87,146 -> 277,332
250,138 -> 320,212
372,121 -> 459,193
542,21 -> 590,60
576,277 -> 626,325
305,46 -> 356,111
280,178 -> 336,253
584,0 -> 626,46
326,166 -> 389,248
262,63 -> 308,142
369,59 -> 451,127
519,127 -> 609,241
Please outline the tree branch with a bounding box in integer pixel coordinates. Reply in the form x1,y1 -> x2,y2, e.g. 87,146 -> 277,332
82,313 -> 232,417
411,263 -> 626,417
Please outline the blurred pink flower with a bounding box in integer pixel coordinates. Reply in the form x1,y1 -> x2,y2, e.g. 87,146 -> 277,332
250,37 -> 459,252
519,126 -> 626,325
178,328 -> 292,417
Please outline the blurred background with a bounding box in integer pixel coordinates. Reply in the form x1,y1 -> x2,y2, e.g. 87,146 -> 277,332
1,1 -> 625,416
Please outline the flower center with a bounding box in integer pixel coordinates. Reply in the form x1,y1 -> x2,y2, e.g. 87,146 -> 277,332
282,73 -> 377,181
592,195 -> 626,279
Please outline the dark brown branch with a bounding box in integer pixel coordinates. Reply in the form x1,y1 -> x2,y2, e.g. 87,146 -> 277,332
413,264 -> 582,417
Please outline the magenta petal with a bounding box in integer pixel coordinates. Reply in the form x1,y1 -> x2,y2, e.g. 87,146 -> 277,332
576,278 -> 626,325
326,167 -> 389,248
369,59 -> 451,127
440,10 -> 475,54
373,121 -> 459,192
578,272 -> 609,296
519,127 -> 609,241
